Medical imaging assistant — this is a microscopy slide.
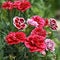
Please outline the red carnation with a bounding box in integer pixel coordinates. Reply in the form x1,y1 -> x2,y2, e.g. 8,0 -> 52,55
31,27 -> 46,38
2,1 -> 13,10
25,35 -> 46,53
17,1 -> 31,12
6,32 -> 26,45
31,16 -> 45,28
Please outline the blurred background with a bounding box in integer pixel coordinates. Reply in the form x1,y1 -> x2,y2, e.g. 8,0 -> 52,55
0,0 -> 60,60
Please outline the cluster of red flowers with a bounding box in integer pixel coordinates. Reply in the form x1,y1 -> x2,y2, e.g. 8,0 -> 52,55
4,0 -> 57,55
5,14 -> 58,55
2,0 -> 31,12
6,28 -> 46,54
25,27 -> 46,53
6,16 -> 47,54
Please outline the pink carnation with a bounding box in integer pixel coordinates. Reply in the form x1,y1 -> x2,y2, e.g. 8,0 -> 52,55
45,39 -> 55,52
31,16 -> 45,28
27,19 -> 38,27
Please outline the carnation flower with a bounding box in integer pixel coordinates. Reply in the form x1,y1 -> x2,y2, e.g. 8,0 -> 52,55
13,1 -> 21,8
27,19 -> 38,27
45,39 -> 55,52
25,35 -> 46,53
2,1 -> 13,10
50,18 -> 58,30
13,16 -> 26,30
31,27 -> 46,38
6,32 -> 26,45
17,0 -> 31,12
31,16 -> 45,28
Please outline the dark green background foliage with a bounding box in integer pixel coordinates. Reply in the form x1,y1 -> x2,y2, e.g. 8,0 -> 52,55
0,0 -> 60,60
